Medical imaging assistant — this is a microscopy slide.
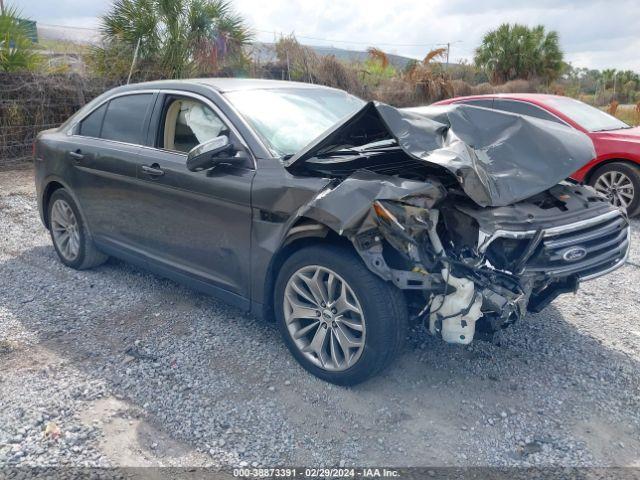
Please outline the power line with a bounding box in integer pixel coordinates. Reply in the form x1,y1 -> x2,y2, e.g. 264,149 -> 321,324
37,22 -> 461,50
253,28 -> 460,48
36,22 -> 100,31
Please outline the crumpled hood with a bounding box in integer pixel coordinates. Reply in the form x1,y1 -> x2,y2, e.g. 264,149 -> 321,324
285,102 -> 596,207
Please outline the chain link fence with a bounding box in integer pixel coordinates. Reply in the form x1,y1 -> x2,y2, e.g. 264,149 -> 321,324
0,73 -> 117,170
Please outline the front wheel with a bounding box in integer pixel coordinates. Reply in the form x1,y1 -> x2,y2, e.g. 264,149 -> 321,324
589,162 -> 640,216
274,245 -> 407,386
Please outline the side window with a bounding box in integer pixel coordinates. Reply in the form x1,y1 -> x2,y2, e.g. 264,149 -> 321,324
494,100 -> 564,124
78,103 -> 107,138
456,99 -> 494,108
101,94 -> 154,144
160,97 -> 227,153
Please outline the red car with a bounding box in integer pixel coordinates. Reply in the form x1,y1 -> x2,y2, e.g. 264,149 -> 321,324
433,94 -> 640,216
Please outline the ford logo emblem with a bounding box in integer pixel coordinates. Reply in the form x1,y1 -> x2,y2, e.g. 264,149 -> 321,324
562,246 -> 587,262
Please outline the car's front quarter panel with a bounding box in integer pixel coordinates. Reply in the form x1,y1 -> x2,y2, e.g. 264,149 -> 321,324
592,131 -> 640,162
249,157 -> 333,316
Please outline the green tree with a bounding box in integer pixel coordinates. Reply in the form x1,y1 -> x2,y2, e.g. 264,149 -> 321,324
474,23 -> 563,84
0,5 -> 41,72
93,0 -> 252,80
601,68 -> 616,89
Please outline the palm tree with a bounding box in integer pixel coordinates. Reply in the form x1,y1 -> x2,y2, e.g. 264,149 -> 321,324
529,26 -> 563,83
96,0 -> 252,79
0,5 -> 41,72
474,23 -> 563,84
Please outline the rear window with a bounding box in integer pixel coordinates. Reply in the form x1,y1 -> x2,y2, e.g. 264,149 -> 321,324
78,103 -> 107,138
494,99 -> 564,124
101,94 -> 153,144
456,99 -> 494,108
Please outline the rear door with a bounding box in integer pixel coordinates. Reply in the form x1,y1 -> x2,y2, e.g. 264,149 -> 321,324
68,92 -> 156,245
129,91 -> 255,303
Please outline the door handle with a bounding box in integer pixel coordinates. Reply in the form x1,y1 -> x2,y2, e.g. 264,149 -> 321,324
69,150 -> 84,162
141,164 -> 165,177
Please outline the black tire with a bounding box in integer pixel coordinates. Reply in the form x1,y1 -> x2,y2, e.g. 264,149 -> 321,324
274,244 -> 408,386
48,189 -> 108,270
588,161 -> 640,217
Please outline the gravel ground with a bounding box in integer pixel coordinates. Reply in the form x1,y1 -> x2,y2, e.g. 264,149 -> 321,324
1,167 -> 639,469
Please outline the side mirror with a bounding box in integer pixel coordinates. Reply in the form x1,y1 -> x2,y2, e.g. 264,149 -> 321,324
187,135 -> 235,171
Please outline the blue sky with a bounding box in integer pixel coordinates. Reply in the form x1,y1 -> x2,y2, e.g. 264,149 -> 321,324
14,0 -> 640,71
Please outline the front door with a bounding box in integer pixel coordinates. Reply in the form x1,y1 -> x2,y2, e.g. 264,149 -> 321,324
129,93 -> 255,302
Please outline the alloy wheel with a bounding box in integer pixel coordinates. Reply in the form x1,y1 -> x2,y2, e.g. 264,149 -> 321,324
283,265 -> 366,372
50,199 -> 81,261
594,170 -> 635,209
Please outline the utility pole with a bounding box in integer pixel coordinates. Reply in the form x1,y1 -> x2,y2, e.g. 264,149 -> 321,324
286,50 -> 291,81
446,42 -> 450,69
127,38 -> 141,85
0,0 -> 5,14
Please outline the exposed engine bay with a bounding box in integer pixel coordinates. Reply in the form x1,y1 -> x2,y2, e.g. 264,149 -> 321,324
287,102 -> 630,345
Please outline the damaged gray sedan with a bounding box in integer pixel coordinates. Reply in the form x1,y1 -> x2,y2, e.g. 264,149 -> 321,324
34,79 -> 631,385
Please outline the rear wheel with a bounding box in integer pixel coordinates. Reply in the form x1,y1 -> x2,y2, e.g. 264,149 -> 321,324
48,189 -> 108,270
589,162 -> 640,216
274,245 -> 407,386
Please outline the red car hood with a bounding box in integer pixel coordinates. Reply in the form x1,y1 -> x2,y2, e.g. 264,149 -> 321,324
591,126 -> 640,142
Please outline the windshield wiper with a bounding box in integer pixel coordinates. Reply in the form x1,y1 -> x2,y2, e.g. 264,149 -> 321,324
592,125 -> 633,132
317,149 -> 361,158
360,139 -> 397,150
317,139 -> 399,158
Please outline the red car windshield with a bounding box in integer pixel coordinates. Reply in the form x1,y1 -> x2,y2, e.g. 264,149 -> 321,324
544,96 -> 630,132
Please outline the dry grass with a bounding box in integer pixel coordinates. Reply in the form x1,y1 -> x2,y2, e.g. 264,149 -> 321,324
366,48 -> 389,69
273,37 -> 457,106
612,104 -> 640,126
452,78 -> 536,97
397,48 -> 454,105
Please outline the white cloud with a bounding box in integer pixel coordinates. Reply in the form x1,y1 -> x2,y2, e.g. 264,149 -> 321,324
15,0 -> 640,70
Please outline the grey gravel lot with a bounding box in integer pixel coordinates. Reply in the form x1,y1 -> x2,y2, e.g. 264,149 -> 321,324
1,167 -> 639,469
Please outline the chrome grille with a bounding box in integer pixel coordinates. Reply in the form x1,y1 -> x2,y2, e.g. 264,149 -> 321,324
524,212 -> 630,280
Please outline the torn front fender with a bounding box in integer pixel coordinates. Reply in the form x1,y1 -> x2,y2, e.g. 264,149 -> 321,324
297,170 -> 445,235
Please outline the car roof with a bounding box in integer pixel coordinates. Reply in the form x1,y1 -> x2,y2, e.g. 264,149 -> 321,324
120,78 -> 333,93
436,93 -> 565,104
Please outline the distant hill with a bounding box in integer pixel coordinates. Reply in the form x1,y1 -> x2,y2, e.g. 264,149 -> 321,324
250,42 -> 416,69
